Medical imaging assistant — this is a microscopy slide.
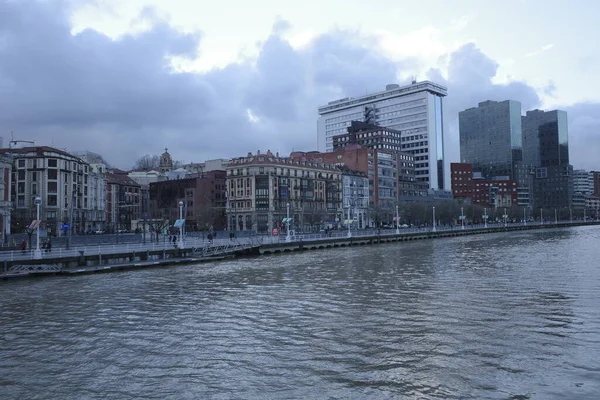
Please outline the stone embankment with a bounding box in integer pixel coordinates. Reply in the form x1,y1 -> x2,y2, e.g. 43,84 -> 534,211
1,221 -> 597,280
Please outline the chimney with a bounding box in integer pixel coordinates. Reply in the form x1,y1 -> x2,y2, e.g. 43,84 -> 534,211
247,152 -> 252,157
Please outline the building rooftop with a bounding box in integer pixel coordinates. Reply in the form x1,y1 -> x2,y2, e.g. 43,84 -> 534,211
228,150 -> 340,171
318,80 -> 447,114
106,172 -> 141,187
0,145 -> 84,161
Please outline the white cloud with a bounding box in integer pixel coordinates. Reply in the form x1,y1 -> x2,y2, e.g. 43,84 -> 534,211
246,109 -> 260,123
523,43 -> 554,58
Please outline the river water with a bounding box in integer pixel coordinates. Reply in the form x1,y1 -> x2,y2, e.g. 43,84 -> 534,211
2,226 -> 600,399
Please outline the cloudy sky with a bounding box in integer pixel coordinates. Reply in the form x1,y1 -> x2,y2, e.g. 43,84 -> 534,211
1,0 -> 599,170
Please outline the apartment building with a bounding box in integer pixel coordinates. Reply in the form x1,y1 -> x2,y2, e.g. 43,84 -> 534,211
0,155 -> 12,241
226,150 -> 342,234
106,171 -> 141,232
0,146 -> 95,236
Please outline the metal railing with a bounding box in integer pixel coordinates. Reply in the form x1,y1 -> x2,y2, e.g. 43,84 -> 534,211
0,220 -> 595,263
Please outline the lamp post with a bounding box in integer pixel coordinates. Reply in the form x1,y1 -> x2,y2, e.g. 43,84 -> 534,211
67,187 -> 76,250
432,206 -> 436,232
461,207 -> 465,230
178,200 -> 184,249
143,191 -> 148,245
523,208 -> 526,226
34,197 -> 42,259
285,202 -> 291,242
584,208 -> 586,222
484,208 -> 488,228
569,207 -> 572,223
504,208 -> 507,228
395,205 -> 400,234
554,208 -> 558,224
347,206 -> 352,237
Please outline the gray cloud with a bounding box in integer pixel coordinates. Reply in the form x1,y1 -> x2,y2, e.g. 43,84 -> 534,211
1,0 -> 599,172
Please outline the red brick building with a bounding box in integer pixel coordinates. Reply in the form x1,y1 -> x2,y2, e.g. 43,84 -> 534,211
290,145 -> 399,209
149,170 -> 227,231
451,163 -> 518,208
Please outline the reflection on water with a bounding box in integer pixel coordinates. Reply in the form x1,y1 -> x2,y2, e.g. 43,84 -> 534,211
2,226 -> 600,399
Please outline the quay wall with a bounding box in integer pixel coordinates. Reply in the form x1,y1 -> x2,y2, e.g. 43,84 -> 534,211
2,222 -> 598,280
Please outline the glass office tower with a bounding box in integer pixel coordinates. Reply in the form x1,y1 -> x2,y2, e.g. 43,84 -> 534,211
459,100 -> 523,179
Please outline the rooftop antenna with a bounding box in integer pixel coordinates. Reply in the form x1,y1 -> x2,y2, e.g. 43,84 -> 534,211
412,75 -> 417,84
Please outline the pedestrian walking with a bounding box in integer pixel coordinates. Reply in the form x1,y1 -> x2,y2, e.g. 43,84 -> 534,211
21,239 -> 27,254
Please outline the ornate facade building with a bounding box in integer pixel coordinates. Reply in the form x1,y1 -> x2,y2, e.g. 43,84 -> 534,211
226,151 -> 342,234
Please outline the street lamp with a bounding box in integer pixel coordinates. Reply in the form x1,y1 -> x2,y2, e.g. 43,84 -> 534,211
395,205 -> 400,234
347,206 -> 352,238
178,200 -> 184,249
504,208 -> 507,228
285,202 -> 291,242
523,208 -> 527,226
34,197 -> 42,259
570,207 -> 572,223
484,208 -> 488,229
540,208 -> 544,225
432,206 -> 436,232
460,207 -> 465,230
554,208 -> 558,224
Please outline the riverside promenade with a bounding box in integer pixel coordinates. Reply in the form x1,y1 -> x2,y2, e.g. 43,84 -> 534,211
1,220 -> 598,280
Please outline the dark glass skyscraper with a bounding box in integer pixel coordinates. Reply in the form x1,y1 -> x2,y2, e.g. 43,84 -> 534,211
459,100 -> 523,179
522,109 -> 572,210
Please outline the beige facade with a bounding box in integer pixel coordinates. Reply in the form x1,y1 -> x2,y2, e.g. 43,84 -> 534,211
226,151 -> 342,234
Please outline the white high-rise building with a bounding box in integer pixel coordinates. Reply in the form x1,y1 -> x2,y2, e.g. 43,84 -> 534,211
573,169 -> 592,194
317,80 -> 448,190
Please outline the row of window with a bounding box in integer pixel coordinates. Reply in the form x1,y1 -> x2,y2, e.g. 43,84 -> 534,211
16,158 -> 90,173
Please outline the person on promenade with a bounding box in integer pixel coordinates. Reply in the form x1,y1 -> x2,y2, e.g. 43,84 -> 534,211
45,239 -> 52,253
21,239 -> 27,254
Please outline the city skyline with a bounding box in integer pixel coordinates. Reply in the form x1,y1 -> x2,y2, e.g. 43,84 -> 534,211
1,0 -> 598,171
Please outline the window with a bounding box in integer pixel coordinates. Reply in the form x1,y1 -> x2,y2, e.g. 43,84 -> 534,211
47,211 -> 57,219
32,183 -> 37,195
48,169 -> 58,180
17,182 -> 25,193
47,195 -> 57,206
18,159 -> 25,168
48,159 -> 57,167
48,182 -> 57,193
32,172 -> 37,181
18,170 -> 25,180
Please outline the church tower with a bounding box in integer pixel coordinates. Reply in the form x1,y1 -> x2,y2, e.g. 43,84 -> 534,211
159,147 -> 173,173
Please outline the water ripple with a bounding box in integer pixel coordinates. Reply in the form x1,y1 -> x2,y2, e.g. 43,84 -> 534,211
2,226 -> 600,399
